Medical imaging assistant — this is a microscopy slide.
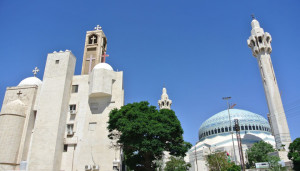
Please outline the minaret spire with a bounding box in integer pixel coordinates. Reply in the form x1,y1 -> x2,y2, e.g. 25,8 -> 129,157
247,18 -> 291,151
158,87 -> 172,110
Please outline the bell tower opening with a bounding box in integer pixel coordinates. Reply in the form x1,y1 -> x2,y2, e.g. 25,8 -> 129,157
81,25 -> 108,75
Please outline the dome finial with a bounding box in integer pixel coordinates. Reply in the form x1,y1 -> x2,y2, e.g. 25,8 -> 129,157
251,14 -> 255,20
32,67 -> 39,77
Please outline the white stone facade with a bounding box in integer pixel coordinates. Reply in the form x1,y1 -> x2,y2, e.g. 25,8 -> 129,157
247,19 -> 292,150
0,26 -> 124,171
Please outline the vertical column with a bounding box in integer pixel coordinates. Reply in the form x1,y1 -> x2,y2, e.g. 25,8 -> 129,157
247,19 -> 291,150
27,50 -> 76,170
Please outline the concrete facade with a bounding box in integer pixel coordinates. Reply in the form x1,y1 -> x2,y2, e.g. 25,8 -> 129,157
0,26 -> 124,171
247,19 -> 292,150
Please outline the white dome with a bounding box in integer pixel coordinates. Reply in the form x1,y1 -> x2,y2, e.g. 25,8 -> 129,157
93,63 -> 113,71
18,77 -> 42,86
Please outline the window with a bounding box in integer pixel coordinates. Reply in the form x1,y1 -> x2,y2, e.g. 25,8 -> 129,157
89,122 -> 97,131
69,104 -> 76,111
256,126 -> 259,130
89,35 -> 98,44
259,126 -> 262,130
218,128 -> 220,133
72,85 -> 78,93
55,60 -> 59,64
241,126 -> 244,130
225,127 -> 228,132
245,126 -> 248,130
249,125 -> 252,130
67,124 -> 74,135
221,128 -> 224,132
252,125 -> 255,130
64,145 -> 68,152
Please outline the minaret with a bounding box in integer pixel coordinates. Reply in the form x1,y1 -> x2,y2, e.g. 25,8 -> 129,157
81,25 -> 108,75
247,17 -> 291,150
158,87 -> 172,110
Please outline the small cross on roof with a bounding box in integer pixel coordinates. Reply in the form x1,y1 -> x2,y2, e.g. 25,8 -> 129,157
94,25 -> 102,30
32,67 -> 39,77
251,14 -> 255,20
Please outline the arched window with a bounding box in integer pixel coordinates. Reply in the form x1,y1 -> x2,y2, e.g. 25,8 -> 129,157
221,127 -> 224,132
218,128 -> 220,133
251,40 -> 255,47
167,102 -> 169,106
162,102 -> 164,106
89,35 -> 98,44
211,130 -> 214,135
249,125 -> 252,130
241,125 -> 244,130
252,125 -> 256,130
256,125 -> 259,130
245,125 -> 248,130
214,129 -> 217,134
225,127 -> 228,132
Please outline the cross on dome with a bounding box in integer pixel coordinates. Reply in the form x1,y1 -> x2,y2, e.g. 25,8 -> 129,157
251,14 -> 255,20
94,25 -> 102,30
32,67 -> 39,77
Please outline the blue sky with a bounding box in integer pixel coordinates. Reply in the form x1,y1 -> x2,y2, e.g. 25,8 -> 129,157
0,1 -> 299,145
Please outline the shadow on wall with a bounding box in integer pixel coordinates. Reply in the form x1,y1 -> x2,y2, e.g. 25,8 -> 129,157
88,96 -> 111,114
242,134 -> 263,148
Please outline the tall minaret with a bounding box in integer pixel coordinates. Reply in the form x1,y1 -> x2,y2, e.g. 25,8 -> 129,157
247,17 -> 291,150
158,87 -> 172,110
81,25 -> 108,75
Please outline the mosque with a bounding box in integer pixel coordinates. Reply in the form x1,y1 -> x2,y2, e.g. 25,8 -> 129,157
188,17 -> 292,170
188,109 -> 276,171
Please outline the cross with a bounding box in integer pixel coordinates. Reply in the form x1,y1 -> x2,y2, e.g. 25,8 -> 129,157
86,55 -> 96,74
251,14 -> 255,20
101,52 -> 109,63
94,25 -> 102,30
32,67 -> 39,77
91,36 -> 97,44
17,91 -> 22,98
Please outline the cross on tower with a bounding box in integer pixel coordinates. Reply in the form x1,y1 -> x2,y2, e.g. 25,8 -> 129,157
17,90 -> 22,98
101,52 -> 109,63
32,67 -> 39,77
91,36 -> 97,44
94,25 -> 102,30
251,14 -> 255,20
86,55 -> 96,74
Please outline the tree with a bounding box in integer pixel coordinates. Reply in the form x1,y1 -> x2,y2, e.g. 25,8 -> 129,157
107,101 -> 192,171
267,155 -> 285,171
288,138 -> 300,170
164,156 -> 191,171
205,151 -> 240,171
246,141 -> 275,167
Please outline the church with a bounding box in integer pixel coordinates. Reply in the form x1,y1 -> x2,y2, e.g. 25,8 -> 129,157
0,26 -> 124,171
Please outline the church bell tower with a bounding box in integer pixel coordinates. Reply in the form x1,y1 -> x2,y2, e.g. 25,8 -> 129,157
81,25 -> 108,75
158,87 -> 172,110
247,17 -> 291,150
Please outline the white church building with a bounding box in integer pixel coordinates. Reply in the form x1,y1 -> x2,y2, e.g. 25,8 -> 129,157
0,25 -> 124,171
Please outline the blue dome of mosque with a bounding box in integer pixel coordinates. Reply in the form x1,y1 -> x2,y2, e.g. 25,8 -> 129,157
198,109 -> 271,140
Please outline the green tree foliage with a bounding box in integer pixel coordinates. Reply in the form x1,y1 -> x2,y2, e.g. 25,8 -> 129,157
205,151 -> 240,171
107,101 -> 192,171
164,156 -> 191,171
288,138 -> 300,170
246,141 -> 275,167
267,155 -> 286,171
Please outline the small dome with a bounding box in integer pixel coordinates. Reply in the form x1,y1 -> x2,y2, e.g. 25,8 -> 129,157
18,77 -> 42,86
93,63 -> 113,71
198,109 -> 271,140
